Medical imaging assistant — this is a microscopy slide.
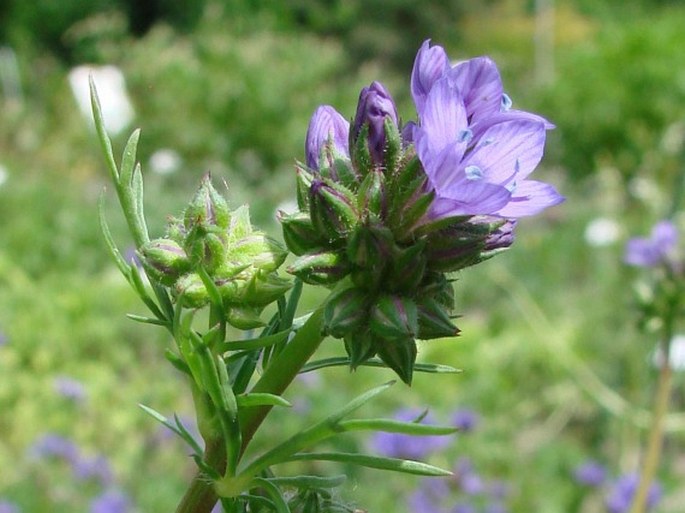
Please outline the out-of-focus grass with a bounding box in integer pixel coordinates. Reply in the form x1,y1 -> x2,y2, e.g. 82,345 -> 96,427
2,2 -> 685,512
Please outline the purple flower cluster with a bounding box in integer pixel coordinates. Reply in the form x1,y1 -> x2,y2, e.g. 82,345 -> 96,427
409,457 -> 511,513
572,461 -> 663,513
624,220 -> 678,268
306,39 -> 563,224
53,375 -> 88,402
0,501 -> 20,513
28,432 -> 119,493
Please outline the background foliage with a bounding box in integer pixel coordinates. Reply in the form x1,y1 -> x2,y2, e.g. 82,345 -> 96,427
1,1 -> 685,512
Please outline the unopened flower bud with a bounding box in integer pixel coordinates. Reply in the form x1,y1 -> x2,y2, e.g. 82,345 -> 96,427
305,105 -> 350,171
228,233 -> 288,273
278,210 -> 326,256
352,82 -> 399,167
287,250 -> 351,285
389,241 -> 427,294
375,335 -> 417,385
417,298 -> 460,340
138,238 -> 190,286
184,174 -> 230,232
309,179 -> 359,242
186,231 -> 226,273
346,224 -> 393,268
323,287 -> 369,338
175,273 -> 210,308
357,169 -> 386,219
344,330 -> 377,369
226,305 -> 266,330
369,295 -> 418,341
295,164 -> 315,211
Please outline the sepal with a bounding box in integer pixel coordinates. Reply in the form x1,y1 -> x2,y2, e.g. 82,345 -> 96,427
309,179 -> 359,242
287,250 -> 351,285
323,286 -> 369,338
138,238 -> 190,286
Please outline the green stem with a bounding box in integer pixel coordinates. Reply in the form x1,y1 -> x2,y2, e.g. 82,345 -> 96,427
175,307 -> 325,513
629,308 -> 675,513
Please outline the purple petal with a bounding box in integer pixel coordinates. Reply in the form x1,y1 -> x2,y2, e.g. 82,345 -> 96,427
495,180 -> 564,218
429,181 -> 512,218
652,220 -> 678,249
305,105 -> 350,170
462,119 -> 547,186
448,57 -> 503,124
417,76 -> 468,158
411,40 -> 450,114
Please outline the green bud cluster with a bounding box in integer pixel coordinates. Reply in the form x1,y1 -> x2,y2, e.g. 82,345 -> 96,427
139,174 -> 290,329
280,120 -> 514,383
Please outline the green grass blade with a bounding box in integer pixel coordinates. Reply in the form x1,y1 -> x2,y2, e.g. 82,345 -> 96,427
89,76 -> 119,183
251,478 -> 291,513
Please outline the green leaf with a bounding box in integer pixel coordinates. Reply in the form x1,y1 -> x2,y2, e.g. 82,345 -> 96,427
338,418 -> 457,436
98,193 -> 130,278
127,263 -> 166,321
237,393 -> 292,409
220,329 -> 292,353
138,404 -> 203,456
251,478 -> 291,513
300,356 -> 461,374
131,162 -> 149,243
238,381 -> 395,476
119,129 -> 140,188
288,452 -> 452,476
89,77 -> 119,183
125,313 -> 167,326
265,474 -> 347,489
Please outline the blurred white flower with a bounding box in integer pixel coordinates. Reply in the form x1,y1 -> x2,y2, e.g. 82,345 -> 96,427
584,217 -> 621,247
628,176 -> 661,203
0,162 -> 7,187
149,148 -> 182,175
653,334 -> 685,371
661,121 -> 685,155
69,65 -> 134,135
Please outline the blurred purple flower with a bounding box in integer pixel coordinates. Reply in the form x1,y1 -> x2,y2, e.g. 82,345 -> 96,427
451,409 -> 479,433
73,454 -> 114,486
454,457 -> 485,495
573,460 -> 607,487
89,489 -> 130,513
29,434 -> 80,463
0,331 -> 7,347
483,503 -> 508,513
211,503 -> 223,513
452,502 -> 477,513
123,246 -> 143,269
488,480 -> 511,501
624,220 -> 678,268
370,408 -> 452,460
410,40 -> 563,221
408,478 -> 450,513
605,474 -> 662,513
53,376 -> 87,402
0,501 -> 20,513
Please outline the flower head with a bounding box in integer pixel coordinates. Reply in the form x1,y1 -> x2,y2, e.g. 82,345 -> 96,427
411,43 -> 564,220
285,39 -> 563,383
624,220 -> 678,268
89,489 -> 131,513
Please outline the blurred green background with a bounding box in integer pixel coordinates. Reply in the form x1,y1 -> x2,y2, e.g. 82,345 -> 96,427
1,0 -> 685,511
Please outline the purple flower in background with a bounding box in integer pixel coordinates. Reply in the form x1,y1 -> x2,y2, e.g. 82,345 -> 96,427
29,433 -> 80,463
53,375 -> 87,402
0,331 -> 7,347
89,489 -> 131,513
452,408 -> 480,433
408,478 -> 450,512
0,501 -> 20,513
305,105 -> 350,170
452,502 -> 477,513
410,40 -> 563,221
604,474 -> 662,513
352,81 -> 399,165
624,220 -> 678,268
73,454 -> 114,486
573,460 -> 607,487
454,458 -> 485,496
483,503 -> 508,513
370,408 -> 451,460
